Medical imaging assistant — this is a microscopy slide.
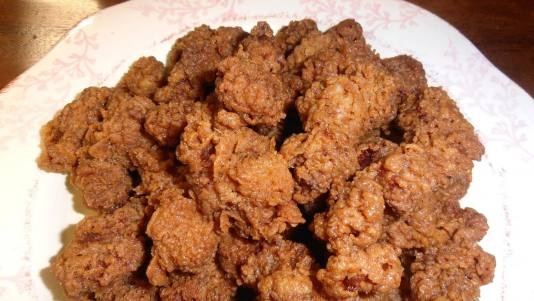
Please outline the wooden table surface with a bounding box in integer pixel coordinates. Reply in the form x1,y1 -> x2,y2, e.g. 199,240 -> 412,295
0,0 -> 532,96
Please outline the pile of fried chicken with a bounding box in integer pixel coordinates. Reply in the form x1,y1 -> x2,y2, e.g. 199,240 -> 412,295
38,19 -> 495,300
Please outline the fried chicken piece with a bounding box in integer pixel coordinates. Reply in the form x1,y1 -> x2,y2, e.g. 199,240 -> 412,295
84,90 -> 155,165
273,19 -> 319,102
282,68 -> 398,204
216,50 -> 289,126
128,145 -> 187,198
177,102 -> 217,172
118,56 -> 165,97
71,159 -> 132,211
176,103 -> 220,216
297,69 -> 398,136
144,97 -> 196,146
342,141 -> 477,250
146,188 -> 218,285
217,232 -> 260,282
167,26 -> 246,71
275,19 -> 319,56
379,143 -> 473,215
93,278 -> 158,301
288,20 -> 379,90
410,241 -> 495,300
452,207 -> 490,243
217,22 -> 290,127
382,55 -> 427,109
386,201 -> 489,250
214,127 -> 303,240
316,243 -> 402,299
312,170 -> 385,251
398,87 -> 484,161
282,131 -> 396,206
240,239 -> 313,285
153,83 -> 197,104
297,136 -> 396,219
160,25 -> 247,102
288,19 -> 368,68
310,83 -> 487,296
159,262 -> 237,301
177,103 -> 303,240
219,235 -> 326,301
310,161 -> 401,298
354,136 -> 399,170
38,87 -> 111,172
282,128 -> 359,203
258,269 -> 315,301
241,22 -> 285,73
51,199 -> 149,299
378,87 -> 484,215
71,90 -> 156,211
240,239 -> 316,300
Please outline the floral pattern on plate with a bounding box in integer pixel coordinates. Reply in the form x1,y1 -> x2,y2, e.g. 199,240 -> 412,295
0,0 -> 532,300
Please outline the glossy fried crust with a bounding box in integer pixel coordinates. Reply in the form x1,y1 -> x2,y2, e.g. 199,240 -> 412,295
40,19 -> 494,301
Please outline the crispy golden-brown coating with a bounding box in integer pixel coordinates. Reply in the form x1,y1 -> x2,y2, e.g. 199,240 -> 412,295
217,232 -> 259,282
84,90 -> 155,166
410,241 -> 495,300
312,171 -> 385,251
177,102 -> 303,241
288,19 -> 379,91
40,19 -> 494,301
217,22 -> 290,127
241,22 -> 285,72
282,129 -> 359,203
275,19 -> 319,55
383,55 -> 427,97
317,243 -> 402,298
71,158 -> 132,211
386,202 -> 488,250
217,51 -> 289,126
118,56 -> 165,97
241,239 -> 313,285
386,145 -> 472,211
144,98 -> 196,146
282,65 -> 398,204
214,127 -> 303,240
297,68 -> 397,136
130,147 -> 186,199
71,91 -> 155,211
164,25 -> 247,101
93,278 -> 158,301
241,239 -> 316,301
146,188 -> 218,284
159,262 -> 237,301
51,199 -> 149,300
398,87 -> 484,161
38,87 -> 111,172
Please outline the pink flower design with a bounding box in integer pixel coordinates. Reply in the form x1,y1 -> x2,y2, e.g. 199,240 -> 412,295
14,29 -> 102,97
301,0 -> 358,26
0,29 -> 103,151
438,39 -> 533,160
301,0 -> 421,37
489,81 -> 533,159
353,1 -> 420,36
132,0 -> 236,26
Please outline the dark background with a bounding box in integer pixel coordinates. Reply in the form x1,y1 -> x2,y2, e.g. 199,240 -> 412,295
0,0 -> 532,96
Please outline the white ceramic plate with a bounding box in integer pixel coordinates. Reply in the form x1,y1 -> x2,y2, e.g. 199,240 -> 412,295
0,0 -> 532,300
